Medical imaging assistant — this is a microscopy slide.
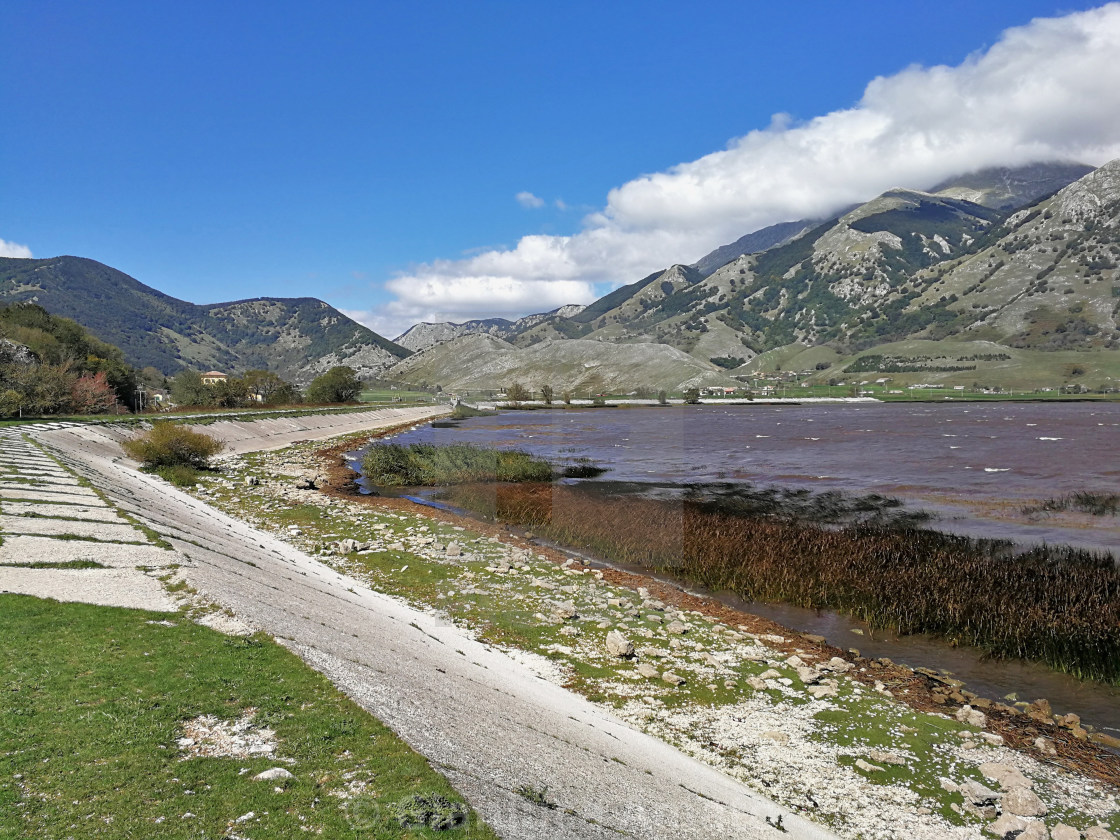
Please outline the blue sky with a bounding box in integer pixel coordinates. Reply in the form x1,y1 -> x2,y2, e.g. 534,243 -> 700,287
3,1 -> 1119,338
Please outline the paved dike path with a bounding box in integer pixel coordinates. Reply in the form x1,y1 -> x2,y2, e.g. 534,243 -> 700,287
1,408 -> 836,840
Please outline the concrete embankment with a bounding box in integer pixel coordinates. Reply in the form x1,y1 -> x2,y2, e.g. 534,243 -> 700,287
17,410 -> 837,840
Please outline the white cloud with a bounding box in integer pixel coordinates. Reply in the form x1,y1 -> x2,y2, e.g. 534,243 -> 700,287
515,191 -> 545,208
0,238 -> 33,259
367,4 -> 1120,338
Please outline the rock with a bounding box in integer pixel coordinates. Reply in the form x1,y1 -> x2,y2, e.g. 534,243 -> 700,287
294,477 -> 316,490
1003,786 -> 1047,817
253,768 -> 294,781
825,657 -> 853,673
1017,822 -> 1049,840
785,655 -> 806,668
1033,736 -> 1058,756
761,731 -> 790,745
1086,827 -> 1117,840
553,602 -> 578,621
605,630 -> 634,658
746,677 -> 768,690
807,683 -> 839,699
979,762 -> 1033,790
986,814 -> 1027,837
1050,825 -> 1082,840
955,704 -> 988,728
1090,731 -> 1120,749
338,538 -> 360,554
446,542 -> 462,557
759,669 -> 782,680
854,759 -> 885,773
661,671 -> 685,686
646,614 -> 663,624
939,778 -> 959,793
868,750 -> 906,766
636,663 -> 659,679
959,780 -> 1001,806
665,620 -> 687,635
244,476 -> 260,486
1031,698 -> 1053,717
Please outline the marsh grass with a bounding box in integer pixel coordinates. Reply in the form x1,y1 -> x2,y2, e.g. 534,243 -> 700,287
442,482 -> 1120,683
363,443 -> 554,486
0,595 -> 495,840
1023,491 -> 1120,517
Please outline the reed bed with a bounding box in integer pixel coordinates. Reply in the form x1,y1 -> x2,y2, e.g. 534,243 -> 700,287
1023,491 -> 1120,517
362,442 -> 553,486
442,482 -> 1120,683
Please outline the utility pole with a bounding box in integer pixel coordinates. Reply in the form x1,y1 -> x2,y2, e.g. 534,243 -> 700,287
136,386 -> 145,412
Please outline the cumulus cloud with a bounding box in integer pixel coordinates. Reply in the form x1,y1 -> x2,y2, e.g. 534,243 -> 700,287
365,4 -> 1120,338
0,238 -> 33,259
515,191 -> 545,208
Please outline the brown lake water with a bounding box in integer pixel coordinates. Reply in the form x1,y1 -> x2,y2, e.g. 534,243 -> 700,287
360,402 -> 1120,734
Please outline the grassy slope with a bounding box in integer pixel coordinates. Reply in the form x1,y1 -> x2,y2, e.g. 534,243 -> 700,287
0,595 -> 496,840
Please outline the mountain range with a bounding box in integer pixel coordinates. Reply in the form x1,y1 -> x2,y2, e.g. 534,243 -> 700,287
386,160 -> 1118,392
2,160 -> 1116,393
0,256 -> 411,383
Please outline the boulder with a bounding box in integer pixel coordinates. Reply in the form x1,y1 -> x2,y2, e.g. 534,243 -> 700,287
854,759 -> 884,773
1017,822 -> 1048,840
636,663 -> 659,679
553,602 -> 578,621
1050,825 -> 1082,840
605,630 -> 634,658
661,671 -> 686,686
446,542 -> 462,557
1086,827 -> 1118,840
253,768 -> 294,781
665,620 -> 688,635
979,762 -> 1033,790
1033,736 -> 1058,756
868,750 -> 906,766
959,780 -> 1001,806
985,814 -> 1027,837
955,704 -> 988,728
1003,786 -> 1047,817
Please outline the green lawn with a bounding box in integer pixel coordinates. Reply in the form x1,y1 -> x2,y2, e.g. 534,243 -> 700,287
0,595 -> 497,839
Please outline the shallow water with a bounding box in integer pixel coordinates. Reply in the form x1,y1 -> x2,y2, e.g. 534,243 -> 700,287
380,403 -> 1120,554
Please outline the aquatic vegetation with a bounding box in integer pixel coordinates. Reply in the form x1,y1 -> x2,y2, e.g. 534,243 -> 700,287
362,442 -> 554,485
1023,491 -> 1120,517
442,481 -> 1120,683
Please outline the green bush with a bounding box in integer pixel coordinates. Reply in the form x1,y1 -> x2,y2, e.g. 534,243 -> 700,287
123,422 -> 224,469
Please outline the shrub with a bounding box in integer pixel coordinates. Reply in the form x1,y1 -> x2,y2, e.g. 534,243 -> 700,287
305,366 -> 361,403
124,422 -> 224,469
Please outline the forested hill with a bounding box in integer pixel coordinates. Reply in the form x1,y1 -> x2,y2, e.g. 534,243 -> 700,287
0,256 -> 410,382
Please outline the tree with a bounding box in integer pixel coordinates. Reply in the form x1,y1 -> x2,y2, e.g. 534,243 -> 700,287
71,372 -> 118,414
540,384 -> 554,405
211,377 -> 251,408
657,390 -> 668,405
504,382 -> 531,404
306,366 -> 362,404
683,387 -> 701,404
171,370 -> 212,407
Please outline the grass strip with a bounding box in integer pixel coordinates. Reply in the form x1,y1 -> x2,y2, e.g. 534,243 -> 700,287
0,595 -> 496,840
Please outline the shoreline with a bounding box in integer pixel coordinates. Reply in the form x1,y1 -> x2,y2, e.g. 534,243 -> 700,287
313,430 -> 1120,790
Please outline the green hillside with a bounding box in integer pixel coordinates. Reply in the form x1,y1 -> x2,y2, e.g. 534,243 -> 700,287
0,256 -> 410,381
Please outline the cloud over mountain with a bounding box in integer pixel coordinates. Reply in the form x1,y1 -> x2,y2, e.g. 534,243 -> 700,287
364,4 -> 1120,338
0,239 -> 33,259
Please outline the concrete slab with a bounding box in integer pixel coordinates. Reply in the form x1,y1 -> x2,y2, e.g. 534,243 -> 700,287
0,567 -> 178,611
0,488 -> 107,505
1,502 -> 125,522
0,535 -> 175,568
0,515 -> 146,542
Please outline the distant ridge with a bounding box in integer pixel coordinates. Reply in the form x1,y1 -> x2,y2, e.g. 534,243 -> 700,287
0,256 -> 410,382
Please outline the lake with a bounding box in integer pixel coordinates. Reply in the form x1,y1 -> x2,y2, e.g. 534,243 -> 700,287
377,402 -> 1120,554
